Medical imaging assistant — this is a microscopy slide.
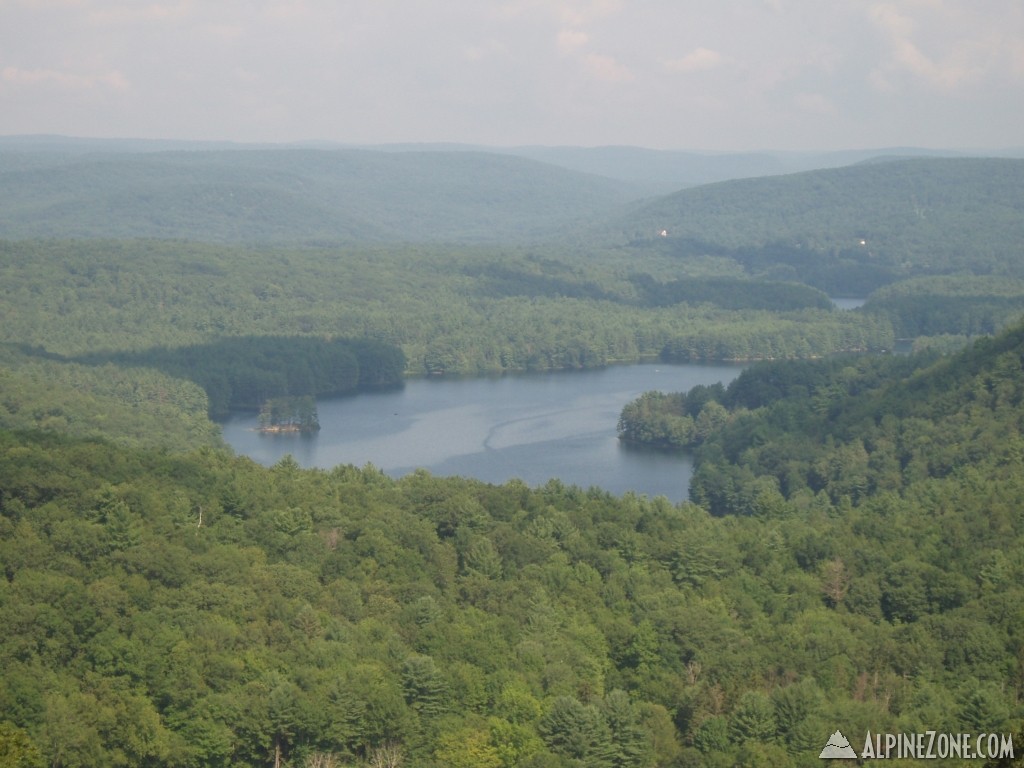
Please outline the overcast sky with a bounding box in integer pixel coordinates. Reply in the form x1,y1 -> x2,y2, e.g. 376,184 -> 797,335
2,0 -> 1022,151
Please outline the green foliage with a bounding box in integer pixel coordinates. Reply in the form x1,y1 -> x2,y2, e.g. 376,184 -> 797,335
0,722 -> 44,768
622,158 -> 1024,292
0,240 -> 894,380
3,148 -> 1024,768
729,691 -> 777,744
539,696 -> 614,767
259,396 -> 320,433
630,274 -> 834,311
3,325 -> 1024,766
862,275 -> 1024,344
401,654 -> 448,717
601,690 -> 651,768
617,386 -> 728,449
434,723 -> 504,768
0,344 -> 221,452
693,715 -> 731,755
0,147 -> 638,244
84,336 -> 404,418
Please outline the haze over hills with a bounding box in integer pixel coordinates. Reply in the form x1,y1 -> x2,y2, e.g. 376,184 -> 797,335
487,145 -> 1009,191
2,137 -> 1023,259
612,157 -> 1024,292
0,145 -> 638,244
621,157 -> 1024,247
3,134 -> 1024,765
5,135 -> 1022,191
347,142 -> 987,191
3,139 -> 1023,301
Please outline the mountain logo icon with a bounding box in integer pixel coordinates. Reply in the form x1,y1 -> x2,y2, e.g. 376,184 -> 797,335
820,730 -> 858,759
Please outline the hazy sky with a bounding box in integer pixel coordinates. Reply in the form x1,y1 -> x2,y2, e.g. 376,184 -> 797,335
2,0 -> 1022,150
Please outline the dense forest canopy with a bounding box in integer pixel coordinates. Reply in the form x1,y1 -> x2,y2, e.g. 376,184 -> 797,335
3,321 -> 1024,766
621,158 -> 1024,263
860,276 -> 1024,341
79,336 -> 406,419
0,239 -> 895,381
2,141 -> 1024,766
617,158 -> 1024,295
0,342 -> 220,453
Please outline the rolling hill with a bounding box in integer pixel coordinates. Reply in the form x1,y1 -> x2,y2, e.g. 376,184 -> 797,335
4,139 -> 1024,303
618,157 -> 1024,273
3,139 -> 1022,267
0,146 -> 639,244
501,145 -> 976,191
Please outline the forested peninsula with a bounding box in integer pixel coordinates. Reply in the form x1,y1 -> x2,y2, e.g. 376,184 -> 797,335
2,142 -> 1024,767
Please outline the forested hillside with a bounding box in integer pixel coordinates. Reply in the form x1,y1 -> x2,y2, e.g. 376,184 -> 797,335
861,276 -> 1024,343
3,140 -> 1024,766
0,343 -> 221,452
5,145 -> 1022,275
3,322 -> 1024,766
618,158 -> 1024,295
0,240 -> 893,378
82,337 -> 406,419
0,148 -> 637,244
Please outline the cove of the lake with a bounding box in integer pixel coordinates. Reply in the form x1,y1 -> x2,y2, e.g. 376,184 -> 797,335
221,362 -> 744,502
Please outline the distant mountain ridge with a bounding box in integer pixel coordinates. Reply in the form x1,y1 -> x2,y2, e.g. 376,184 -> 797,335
616,157 -> 1024,280
501,144 -> 997,191
1,137 -> 1023,259
0,146 -> 642,244
5,133 -> 1021,188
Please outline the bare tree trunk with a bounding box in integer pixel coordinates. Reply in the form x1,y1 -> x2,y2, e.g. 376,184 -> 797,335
304,753 -> 339,768
368,741 -> 403,768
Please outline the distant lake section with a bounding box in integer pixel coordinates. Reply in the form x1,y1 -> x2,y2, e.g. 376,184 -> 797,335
832,297 -> 866,310
221,363 -> 744,502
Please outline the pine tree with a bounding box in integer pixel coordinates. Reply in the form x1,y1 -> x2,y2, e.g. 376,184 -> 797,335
540,696 -> 615,767
729,691 -> 776,744
602,690 -> 650,768
401,655 -> 447,718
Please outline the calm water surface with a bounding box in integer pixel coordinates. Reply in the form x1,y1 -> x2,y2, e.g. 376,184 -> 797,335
221,363 -> 743,502
833,297 -> 866,310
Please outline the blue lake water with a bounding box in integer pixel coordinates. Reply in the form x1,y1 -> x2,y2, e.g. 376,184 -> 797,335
221,362 -> 743,502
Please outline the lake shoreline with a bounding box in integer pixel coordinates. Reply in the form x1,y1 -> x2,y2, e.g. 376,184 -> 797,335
221,361 -> 744,502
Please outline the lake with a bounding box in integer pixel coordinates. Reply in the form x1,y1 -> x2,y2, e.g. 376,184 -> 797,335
221,362 -> 744,502
833,297 -> 866,310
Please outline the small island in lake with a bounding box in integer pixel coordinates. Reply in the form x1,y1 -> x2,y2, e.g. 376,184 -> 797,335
258,395 -> 320,434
